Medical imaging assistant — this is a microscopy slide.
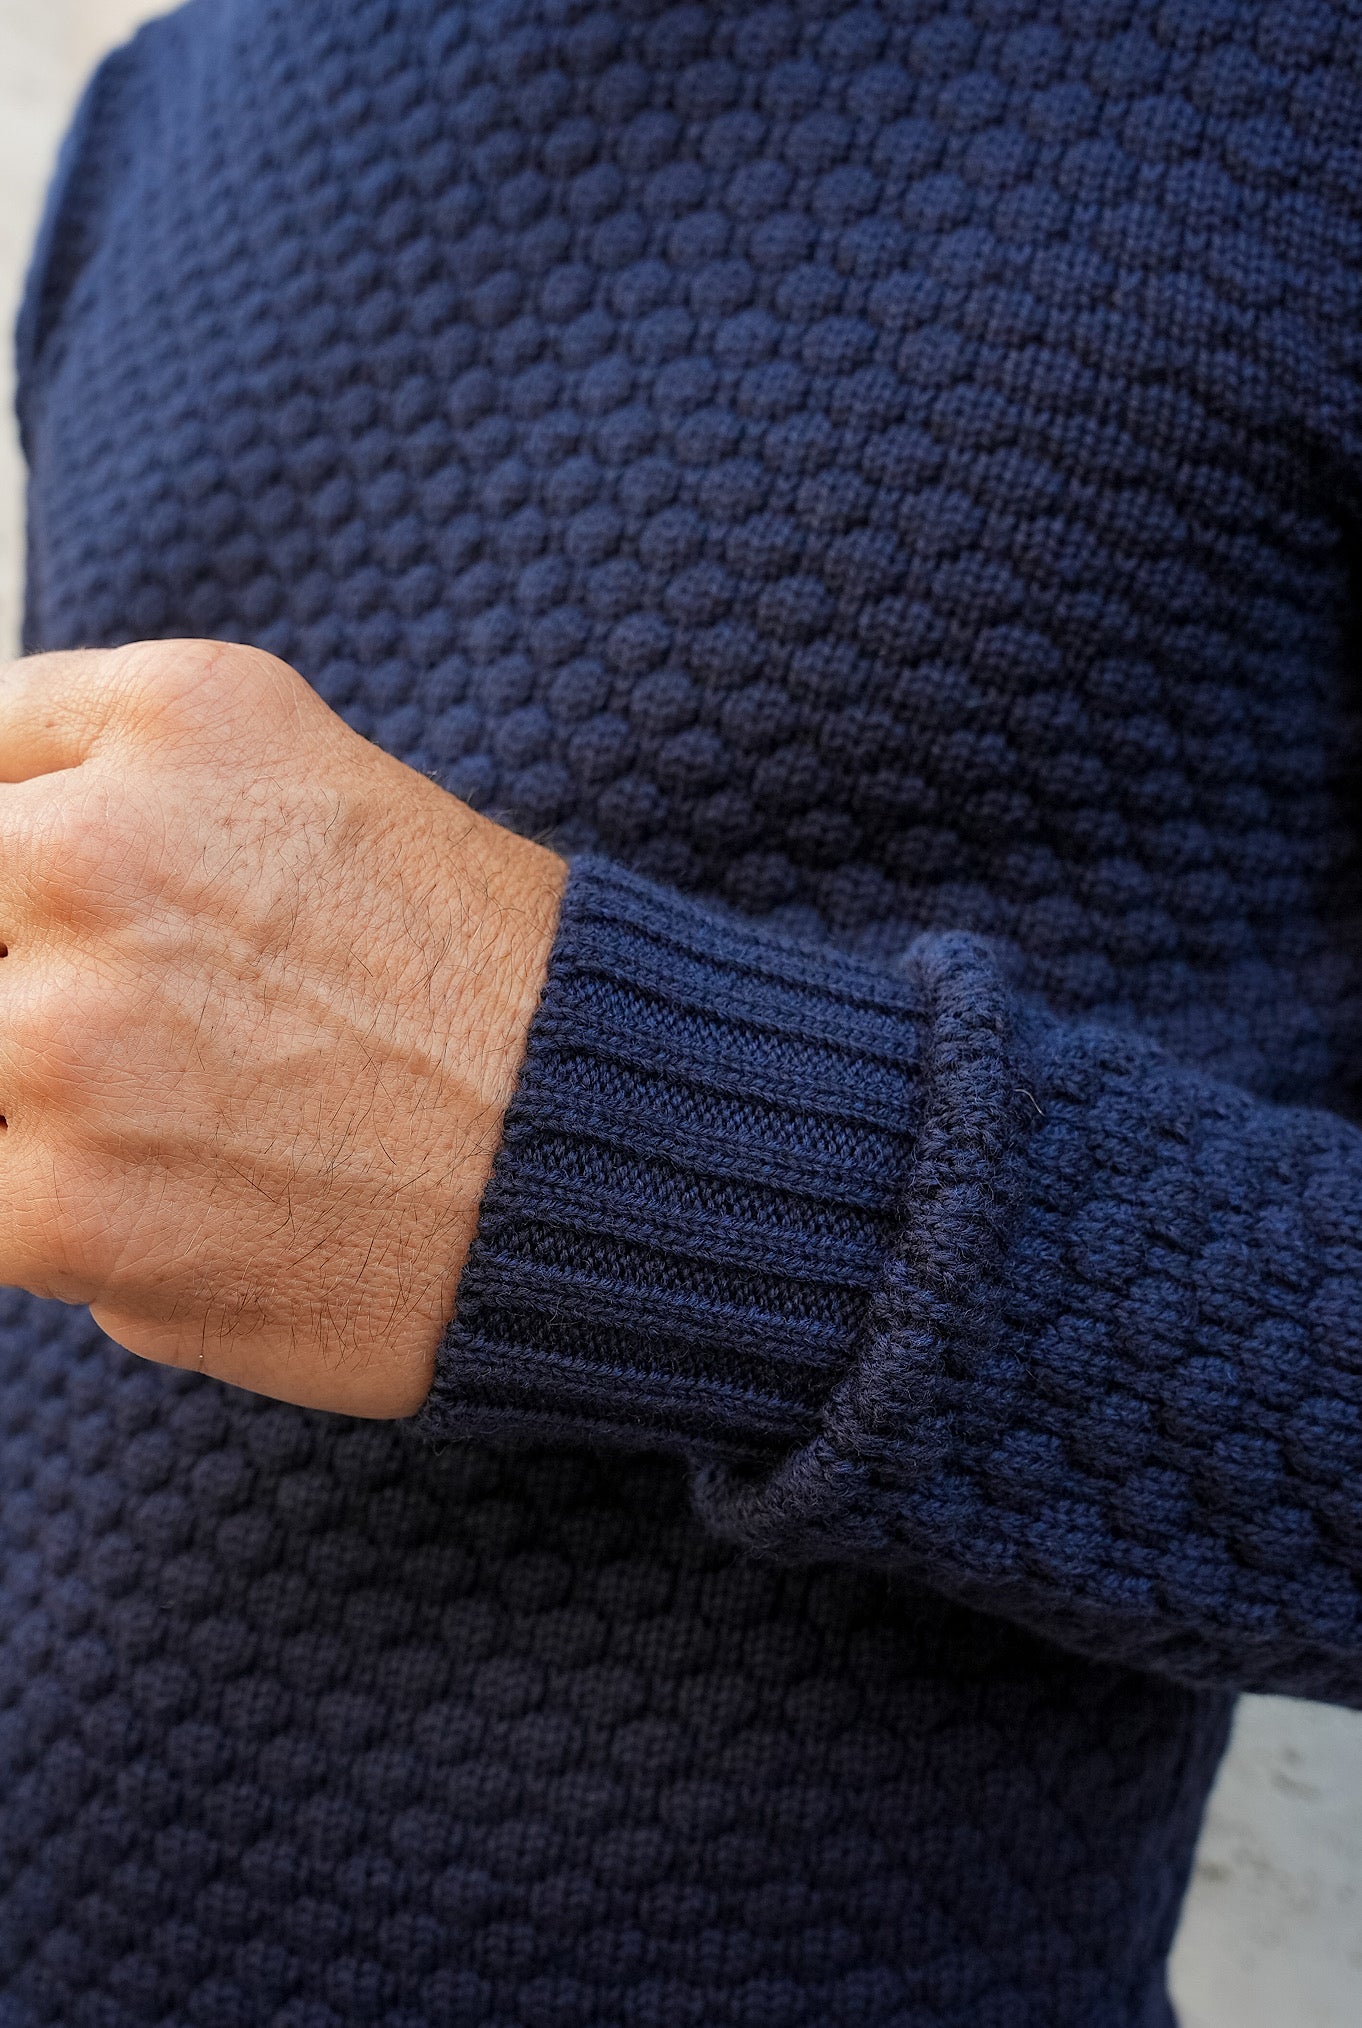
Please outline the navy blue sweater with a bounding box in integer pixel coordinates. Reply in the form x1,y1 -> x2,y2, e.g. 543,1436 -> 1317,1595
10,1 -> 1362,2022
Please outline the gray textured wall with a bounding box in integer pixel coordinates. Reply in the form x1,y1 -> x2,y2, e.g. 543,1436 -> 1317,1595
2,8 -> 1359,2021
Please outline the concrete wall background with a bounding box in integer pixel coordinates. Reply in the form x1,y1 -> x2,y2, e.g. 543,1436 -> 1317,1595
1,7 -> 1359,2022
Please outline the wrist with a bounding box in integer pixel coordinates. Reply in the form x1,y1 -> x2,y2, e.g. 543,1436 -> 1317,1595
457,818 -> 569,1116
425,811 -> 567,1335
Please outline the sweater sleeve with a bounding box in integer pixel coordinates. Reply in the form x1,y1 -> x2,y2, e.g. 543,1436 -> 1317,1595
413,854 -> 1362,1707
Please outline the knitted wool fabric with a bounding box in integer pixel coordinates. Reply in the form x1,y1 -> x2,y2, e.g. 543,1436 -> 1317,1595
9,0 -> 1362,2023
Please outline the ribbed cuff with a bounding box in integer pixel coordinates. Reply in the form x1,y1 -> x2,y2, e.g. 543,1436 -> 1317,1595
414,857 -> 925,1458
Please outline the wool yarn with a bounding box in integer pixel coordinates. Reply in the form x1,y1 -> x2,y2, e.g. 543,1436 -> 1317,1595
8,1 -> 1362,2021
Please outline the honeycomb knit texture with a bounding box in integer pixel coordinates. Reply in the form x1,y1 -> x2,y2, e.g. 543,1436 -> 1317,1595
9,0 -> 1362,2023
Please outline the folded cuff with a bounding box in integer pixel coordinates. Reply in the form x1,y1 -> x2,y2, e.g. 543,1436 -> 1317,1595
414,857 -> 926,1458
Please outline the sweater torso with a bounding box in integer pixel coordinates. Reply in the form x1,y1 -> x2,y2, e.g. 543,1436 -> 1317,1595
8,1 -> 1361,2021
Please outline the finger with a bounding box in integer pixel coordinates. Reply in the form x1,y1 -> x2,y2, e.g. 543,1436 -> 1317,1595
0,651 -> 118,782
0,1115 -> 100,1305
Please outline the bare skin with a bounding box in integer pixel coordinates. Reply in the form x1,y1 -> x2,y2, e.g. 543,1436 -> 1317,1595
0,639 -> 566,1417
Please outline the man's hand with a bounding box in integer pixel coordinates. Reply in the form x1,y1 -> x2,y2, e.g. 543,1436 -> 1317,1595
0,640 -> 565,1416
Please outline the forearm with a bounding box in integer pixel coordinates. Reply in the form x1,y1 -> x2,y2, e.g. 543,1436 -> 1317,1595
421,857 -> 1362,1705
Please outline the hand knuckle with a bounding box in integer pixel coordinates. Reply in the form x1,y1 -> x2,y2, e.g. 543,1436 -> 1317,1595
122,638 -> 300,732
116,639 -> 209,721
10,971 -> 116,1110
32,778 -> 139,910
